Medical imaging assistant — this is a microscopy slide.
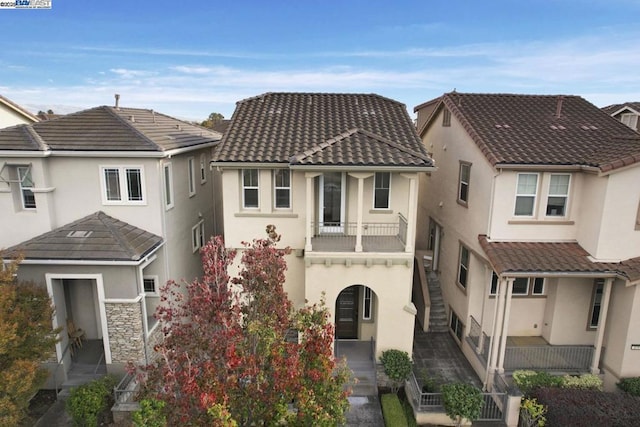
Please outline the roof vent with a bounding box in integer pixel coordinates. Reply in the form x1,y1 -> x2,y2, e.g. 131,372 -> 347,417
555,95 -> 564,118
151,110 -> 156,123
129,115 -> 135,122
114,94 -> 120,109
550,125 -> 566,130
581,125 -> 598,130
176,124 -> 181,130
67,231 -> 93,238
495,124 -> 511,129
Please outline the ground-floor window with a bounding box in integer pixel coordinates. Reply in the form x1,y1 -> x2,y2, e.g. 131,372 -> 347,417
362,286 -> 373,320
588,279 -> 605,329
449,309 -> 465,342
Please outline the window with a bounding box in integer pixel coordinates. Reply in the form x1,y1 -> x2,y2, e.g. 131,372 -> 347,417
442,108 -> 451,127
621,113 -> 638,130
101,166 -> 145,204
163,163 -> 173,209
187,157 -> 196,197
192,221 -> 205,252
449,309 -> 464,341
588,279 -> 605,329
363,287 -> 373,320
273,169 -> 291,209
514,173 -> 538,216
490,273 -> 545,296
143,276 -> 158,294
200,154 -> 207,184
513,277 -> 529,294
17,166 -> 36,209
490,272 -> 499,295
458,162 -> 470,205
373,172 -> 390,209
532,277 -> 545,295
458,245 -> 470,288
546,174 -> 570,216
242,169 -> 259,208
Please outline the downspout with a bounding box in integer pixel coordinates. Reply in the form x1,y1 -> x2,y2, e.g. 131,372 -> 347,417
486,169 -> 500,238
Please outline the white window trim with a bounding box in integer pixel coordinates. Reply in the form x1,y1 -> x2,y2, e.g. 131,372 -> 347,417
621,113 -> 638,129
490,273 -> 545,296
362,287 -> 373,320
17,166 -> 36,210
372,172 -> 391,210
273,169 -> 291,209
458,244 -> 469,289
143,275 -> 159,296
200,153 -> 207,184
192,220 -> 204,253
512,277 -> 530,295
100,165 -> 146,205
532,277 -> 545,295
514,172 -> 539,217
588,279 -> 605,330
199,221 -> 205,248
458,162 -> 470,205
242,169 -> 259,209
163,163 -> 174,210
545,173 -> 570,218
187,157 -> 196,197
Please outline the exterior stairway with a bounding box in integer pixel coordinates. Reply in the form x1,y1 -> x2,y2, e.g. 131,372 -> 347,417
426,271 -> 448,332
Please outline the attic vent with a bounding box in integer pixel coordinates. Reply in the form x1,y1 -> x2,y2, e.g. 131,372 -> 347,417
67,231 -> 93,238
176,124 -> 181,130
268,108 -> 282,114
129,115 -> 135,122
362,110 -> 376,115
550,125 -> 566,130
581,125 -> 598,130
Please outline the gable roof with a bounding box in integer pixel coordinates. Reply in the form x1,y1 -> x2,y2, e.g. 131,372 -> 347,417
417,93 -> 640,173
602,102 -> 640,116
0,94 -> 39,124
0,106 -> 221,153
5,211 -> 163,262
213,92 -> 433,169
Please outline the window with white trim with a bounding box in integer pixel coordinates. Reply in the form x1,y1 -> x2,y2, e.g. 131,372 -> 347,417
187,157 -> 196,197
200,154 -> 207,184
363,287 -> 373,320
449,309 -> 464,341
588,279 -> 605,329
273,169 -> 291,209
143,276 -> 158,294
100,166 -> 145,205
621,113 -> 638,130
458,244 -> 470,289
163,163 -> 173,209
490,272 -> 545,296
373,172 -> 390,209
242,169 -> 259,208
546,174 -> 570,217
192,220 -> 205,252
514,173 -> 538,216
458,162 -> 470,205
17,166 -> 36,209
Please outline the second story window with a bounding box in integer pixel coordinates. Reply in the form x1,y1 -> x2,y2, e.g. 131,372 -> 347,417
546,174 -> 570,217
273,169 -> 291,209
188,157 -> 196,197
200,154 -> 207,184
242,169 -> 259,208
458,244 -> 470,289
373,172 -> 390,209
163,163 -> 174,209
458,162 -> 471,205
17,166 -> 36,209
442,108 -> 451,127
514,173 -> 538,216
621,113 -> 638,130
101,166 -> 145,205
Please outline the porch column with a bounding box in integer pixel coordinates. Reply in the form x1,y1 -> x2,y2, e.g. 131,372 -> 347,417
477,266 -> 491,354
348,172 -> 373,253
497,277 -> 515,374
488,276 -> 508,374
305,172 -> 320,252
401,173 -> 418,253
591,277 -> 614,374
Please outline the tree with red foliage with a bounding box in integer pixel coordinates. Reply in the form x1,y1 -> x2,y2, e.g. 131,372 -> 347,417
134,226 -> 351,426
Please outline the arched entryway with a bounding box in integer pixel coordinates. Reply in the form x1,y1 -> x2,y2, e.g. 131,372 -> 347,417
335,285 -> 377,340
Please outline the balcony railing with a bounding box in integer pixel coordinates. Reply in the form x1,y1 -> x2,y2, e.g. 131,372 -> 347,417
309,214 -> 408,253
504,345 -> 594,372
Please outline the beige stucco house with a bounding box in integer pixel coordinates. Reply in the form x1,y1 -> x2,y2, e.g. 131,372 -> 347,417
212,92 -> 435,357
0,104 -> 221,384
602,102 -> 640,132
0,94 -> 39,128
414,92 -> 640,391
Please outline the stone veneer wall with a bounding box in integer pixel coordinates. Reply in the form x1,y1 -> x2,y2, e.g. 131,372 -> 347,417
105,302 -> 145,364
145,325 -> 163,363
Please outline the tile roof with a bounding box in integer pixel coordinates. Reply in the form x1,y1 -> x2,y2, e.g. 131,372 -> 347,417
5,211 -> 162,262
213,92 -> 433,169
602,102 -> 640,115
0,94 -> 39,123
419,93 -> 640,173
0,106 -> 221,152
478,235 -> 640,282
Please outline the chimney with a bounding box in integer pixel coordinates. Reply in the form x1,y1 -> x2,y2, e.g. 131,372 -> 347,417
115,94 -> 120,109
555,96 -> 564,118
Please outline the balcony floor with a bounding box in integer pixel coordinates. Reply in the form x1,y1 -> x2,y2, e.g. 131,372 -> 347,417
310,235 -> 405,253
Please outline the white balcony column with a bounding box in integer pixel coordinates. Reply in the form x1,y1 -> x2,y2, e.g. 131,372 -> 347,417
348,172 -> 372,253
591,277 -> 614,374
304,172 -> 320,252
401,173 -> 418,253
477,266 -> 491,354
497,277 -> 515,374
488,276 -> 508,375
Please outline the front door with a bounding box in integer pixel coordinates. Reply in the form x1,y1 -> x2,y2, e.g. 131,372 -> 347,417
319,172 -> 345,233
336,286 -> 359,339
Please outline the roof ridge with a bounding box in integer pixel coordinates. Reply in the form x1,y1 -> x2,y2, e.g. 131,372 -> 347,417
96,211 -> 139,260
357,128 -> 433,162
290,128 -> 360,163
23,124 -> 49,151
102,106 -> 165,152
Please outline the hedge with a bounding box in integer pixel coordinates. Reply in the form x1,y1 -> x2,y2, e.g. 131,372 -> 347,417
381,393 -> 408,427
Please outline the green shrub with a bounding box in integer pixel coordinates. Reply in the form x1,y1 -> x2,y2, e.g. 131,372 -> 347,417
66,375 -> 117,426
512,370 -> 563,394
521,397 -> 547,427
380,349 -> 412,383
561,373 -> 602,390
441,383 -> 483,426
132,398 -> 167,427
618,377 -> 640,396
381,393 -> 408,427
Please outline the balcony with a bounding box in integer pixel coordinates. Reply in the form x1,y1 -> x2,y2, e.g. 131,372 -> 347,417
309,214 -> 407,253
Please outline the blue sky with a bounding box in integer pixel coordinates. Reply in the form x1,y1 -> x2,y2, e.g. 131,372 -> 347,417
1,0 -> 640,121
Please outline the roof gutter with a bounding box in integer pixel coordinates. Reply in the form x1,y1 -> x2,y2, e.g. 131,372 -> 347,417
499,271 -> 620,279
495,163 -> 601,173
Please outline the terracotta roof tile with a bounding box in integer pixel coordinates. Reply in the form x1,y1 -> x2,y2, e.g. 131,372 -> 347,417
214,92 -> 433,168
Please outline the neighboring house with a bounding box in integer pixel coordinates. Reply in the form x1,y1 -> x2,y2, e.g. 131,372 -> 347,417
0,94 -> 39,127
602,102 -> 640,132
0,104 -> 221,384
212,92 -> 435,357
414,92 -> 640,391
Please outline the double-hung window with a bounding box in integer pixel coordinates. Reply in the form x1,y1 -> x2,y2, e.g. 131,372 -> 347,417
621,113 -> 638,130
588,279 -> 605,329
546,174 -> 570,216
490,272 -> 545,296
101,166 -> 145,205
373,172 -> 390,209
200,154 -> 207,184
192,221 -> 205,252
458,162 -> 470,205
242,169 -> 259,208
449,309 -> 464,341
514,173 -> 538,216
163,164 -> 173,209
187,157 -> 196,197
458,245 -> 470,288
273,169 -> 291,209
17,166 -> 36,209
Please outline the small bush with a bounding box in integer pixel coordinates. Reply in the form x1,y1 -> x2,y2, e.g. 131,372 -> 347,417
561,373 -> 602,390
418,368 -> 440,392
618,377 -> 640,396
380,349 -> 412,383
512,370 -> 562,394
441,383 -> 483,426
381,393 -> 408,427
66,375 -> 117,426
132,398 -> 167,427
521,397 -> 547,427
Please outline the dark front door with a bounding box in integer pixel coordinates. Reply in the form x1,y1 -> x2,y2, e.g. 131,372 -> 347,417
336,286 -> 359,339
